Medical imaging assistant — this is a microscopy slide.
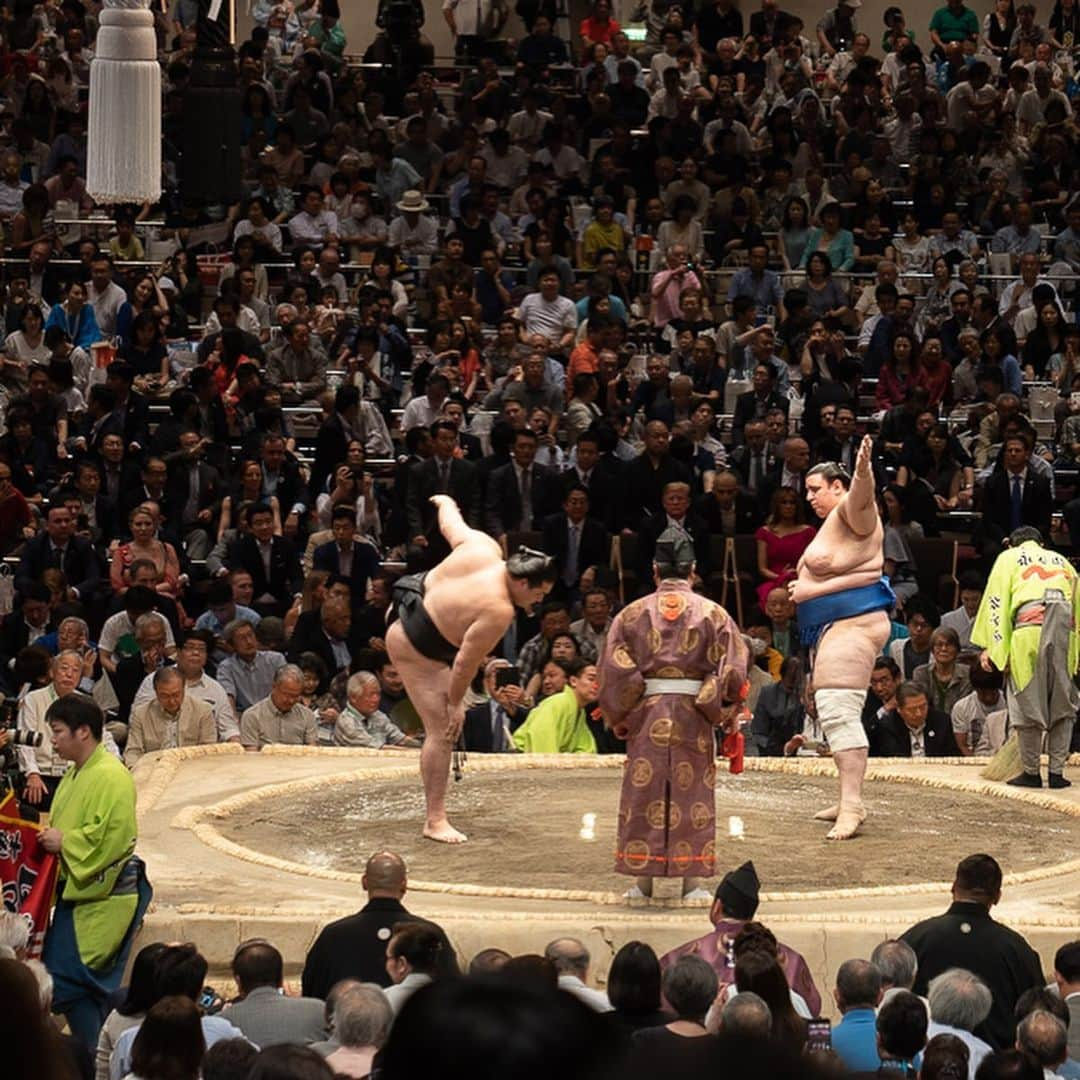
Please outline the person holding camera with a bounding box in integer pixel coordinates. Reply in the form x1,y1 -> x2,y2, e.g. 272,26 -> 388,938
463,658 -> 530,752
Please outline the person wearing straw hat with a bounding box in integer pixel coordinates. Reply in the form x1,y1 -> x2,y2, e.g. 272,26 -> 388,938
389,190 -> 439,258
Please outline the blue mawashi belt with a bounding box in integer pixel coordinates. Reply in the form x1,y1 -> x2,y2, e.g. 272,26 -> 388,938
797,578 -> 897,648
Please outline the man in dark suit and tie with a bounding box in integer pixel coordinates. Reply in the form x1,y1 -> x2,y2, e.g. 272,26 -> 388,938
618,420 -> 692,530
165,429 -> 222,561
260,434 -> 308,541
225,502 -> 303,617
757,436 -> 811,515
728,420 -> 776,497
697,469 -> 763,536
462,659 -> 531,752
406,420 -> 482,567
979,432 -> 1053,562
637,480 -> 711,583
732,363 -> 790,445
287,595 -> 361,688
541,485 -> 611,599
562,432 -> 618,532
871,683 -> 959,757
312,506 -> 382,610
105,361 -> 151,452
485,427 -> 561,539
16,502 -> 102,602
812,403 -> 859,471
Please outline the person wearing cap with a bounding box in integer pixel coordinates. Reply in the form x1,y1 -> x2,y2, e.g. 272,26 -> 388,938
817,0 -> 861,59
791,435 -> 896,840
659,860 -> 822,1015
597,526 -> 748,901
388,190 -> 439,258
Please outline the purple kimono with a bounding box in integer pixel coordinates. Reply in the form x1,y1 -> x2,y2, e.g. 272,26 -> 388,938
598,579 -> 748,879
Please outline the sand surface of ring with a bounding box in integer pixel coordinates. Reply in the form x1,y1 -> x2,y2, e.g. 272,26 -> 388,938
219,769 -> 1077,893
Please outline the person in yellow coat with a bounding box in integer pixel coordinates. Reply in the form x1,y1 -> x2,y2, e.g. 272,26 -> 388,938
512,660 -> 600,753
971,526 -> 1080,789
38,693 -> 152,1050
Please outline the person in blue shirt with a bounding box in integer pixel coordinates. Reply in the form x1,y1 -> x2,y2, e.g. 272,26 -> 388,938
831,958 -> 885,1073
46,279 -> 101,351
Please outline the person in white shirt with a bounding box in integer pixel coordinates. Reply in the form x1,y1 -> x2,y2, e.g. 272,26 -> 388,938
939,572 -> 984,653
517,269 -> 578,353
287,186 -> 340,250
88,255 -> 128,339
950,666 -> 1008,757
1017,65 -> 1072,133
507,92 -> 553,148
400,372 -> 450,431
544,938 -> 613,1012
388,190 -> 439,257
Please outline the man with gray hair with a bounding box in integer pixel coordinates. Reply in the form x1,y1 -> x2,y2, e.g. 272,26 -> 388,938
872,939 -> 920,1002
217,618 -> 286,715
927,969 -> 994,1079
125,666 -> 217,766
239,664 -> 317,749
333,672 -> 419,749
544,937 -> 612,1012
717,991 -> 772,1041
326,984 -> 393,1077
1016,1011 -> 1069,1078
0,911 -> 30,959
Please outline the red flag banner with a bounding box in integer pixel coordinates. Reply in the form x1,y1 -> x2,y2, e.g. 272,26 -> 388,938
0,790 -> 59,959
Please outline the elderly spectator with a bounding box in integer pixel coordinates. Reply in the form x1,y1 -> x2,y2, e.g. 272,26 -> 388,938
239,664 -> 317,749
831,959 -> 884,1072
124,666 -> 217,766
632,956 -> 717,1070
325,985 -> 394,1078
544,937 -> 612,1012
925,969 -> 994,1079
334,671 -> 420,749
218,618 -> 288,715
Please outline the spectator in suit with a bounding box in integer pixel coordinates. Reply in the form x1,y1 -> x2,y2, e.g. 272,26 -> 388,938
15,501 -> 102,603
757,437 -> 810,512
697,469 -> 763,536
0,582 -> 52,688
977,431 -> 1053,565
225,502 -> 303,617
637,481 -> 711,584
733,363 -> 790,446
287,596 -> 360,690
110,611 -> 175,729
463,659 -> 531,752
485,427 -> 561,538
165,429 -> 222,562
1052,943 -> 1080,1062
563,431 -> 617,531
387,426 -> 432,549
751,655 -> 804,756
301,851 -> 450,996
221,940 -> 326,1048
440,398 -> 483,461
812,402 -> 858,472
311,506 -> 381,611
260,434 -> 308,542
618,420 -> 692,529
309,385 -> 394,503
541,485 -> 611,598
105,360 -> 151,453
406,419 -> 482,566
871,682 -> 960,758
728,420 -> 775,496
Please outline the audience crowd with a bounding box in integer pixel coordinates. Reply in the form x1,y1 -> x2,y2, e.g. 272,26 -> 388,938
0,0 -> 1077,1076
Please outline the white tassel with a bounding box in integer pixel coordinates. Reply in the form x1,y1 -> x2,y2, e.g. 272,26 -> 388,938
86,2 -> 161,205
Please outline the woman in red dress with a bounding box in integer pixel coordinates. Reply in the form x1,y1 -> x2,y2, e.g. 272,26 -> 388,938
755,486 -> 816,610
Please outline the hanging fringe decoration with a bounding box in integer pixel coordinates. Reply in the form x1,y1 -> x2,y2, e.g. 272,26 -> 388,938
86,0 -> 162,205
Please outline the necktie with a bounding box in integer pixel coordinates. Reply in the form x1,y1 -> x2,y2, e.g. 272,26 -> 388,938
492,705 -> 507,752
750,453 -> 762,489
53,545 -> 66,569
1010,474 -> 1023,531
438,461 -> 450,493
565,524 -> 580,585
520,468 -> 532,529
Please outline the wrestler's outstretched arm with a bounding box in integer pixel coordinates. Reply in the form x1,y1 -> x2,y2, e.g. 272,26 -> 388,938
431,494 -> 479,550
839,435 -> 878,537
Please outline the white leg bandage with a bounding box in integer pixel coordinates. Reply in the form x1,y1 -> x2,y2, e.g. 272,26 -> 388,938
815,689 -> 870,753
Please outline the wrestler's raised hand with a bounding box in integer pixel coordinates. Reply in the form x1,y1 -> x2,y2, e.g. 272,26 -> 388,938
856,434 -> 874,477
429,494 -> 459,511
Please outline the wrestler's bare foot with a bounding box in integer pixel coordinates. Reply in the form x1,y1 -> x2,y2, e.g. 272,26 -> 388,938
813,804 -> 839,822
423,820 -> 468,844
826,803 -> 866,841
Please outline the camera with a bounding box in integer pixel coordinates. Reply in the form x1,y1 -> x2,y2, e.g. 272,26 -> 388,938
5,729 -> 43,748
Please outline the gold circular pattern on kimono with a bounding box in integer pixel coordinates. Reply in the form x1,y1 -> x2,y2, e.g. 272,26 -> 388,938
622,840 -> 651,871
672,841 -> 694,872
646,800 -> 668,829
696,732 -> 710,754
612,645 -> 636,670
648,628 -> 663,653
656,665 -> 685,679
649,717 -> 674,747
697,680 -> 718,705
679,628 -> 700,654
674,761 -> 695,791
703,763 -> 717,789
620,682 -> 642,709
707,642 -> 724,664
630,757 -> 654,788
657,590 -> 688,622
701,840 -> 716,866
690,802 -> 712,830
